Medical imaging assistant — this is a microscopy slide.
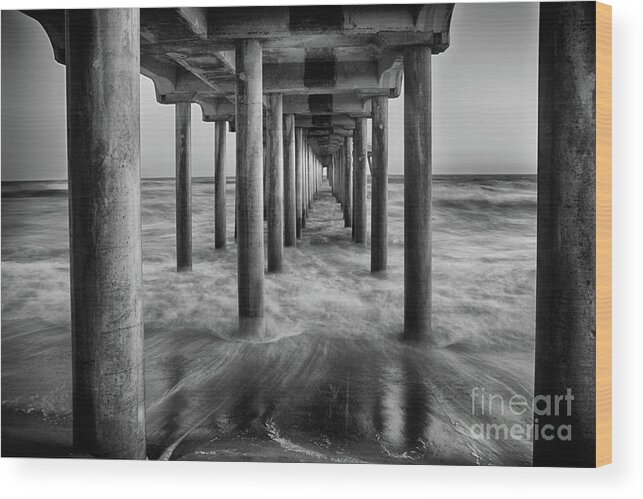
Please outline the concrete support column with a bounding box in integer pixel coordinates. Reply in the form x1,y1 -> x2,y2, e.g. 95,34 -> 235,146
351,140 -> 357,240
214,121 -> 227,249
403,46 -> 432,342
175,101 -> 192,271
295,127 -> 303,239
338,151 -> 343,205
337,152 -> 343,204
302,138 -> 308,226
371,96 -> 388,272
263,126 -> 269,221
283,114 -> 297,247
329,156 -> 334,197
266,93 -> 284,272
65,8 -> 145,459
343,137 -> 353,228
310,151 -> 314,205
235,39 -> 265,338
533,2 -> 597,467
354,118 -> 368,244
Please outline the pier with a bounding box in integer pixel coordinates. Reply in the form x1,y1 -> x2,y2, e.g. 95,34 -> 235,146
16,4 -> 601,465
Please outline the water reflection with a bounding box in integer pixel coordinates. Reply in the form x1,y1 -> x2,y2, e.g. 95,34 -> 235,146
144,332 -> 443,463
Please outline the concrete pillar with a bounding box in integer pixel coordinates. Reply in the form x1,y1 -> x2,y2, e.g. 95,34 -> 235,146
175,101 -> 192,271
533,2 -> 597,467
351,140 -> 357,241
336,152 -> 342,204
329,156 -> 334,197
283,114 -> 297,247
302,139 -> 308,227
263,125 -> 269,221
336,151 -> 342,205
354,118 -> 368,244
295,127 -> 303,239
309,150 -> 313,206
371,96 -> 388,272
65,8 -> 145,459
214,121 -> 227,249
343,136 -> 353,228
403,46 -> 432,342
235,40 -> 265,338
266,93 -> 284,272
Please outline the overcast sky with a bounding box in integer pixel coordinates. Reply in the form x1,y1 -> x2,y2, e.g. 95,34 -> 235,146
1,3 -> 538,181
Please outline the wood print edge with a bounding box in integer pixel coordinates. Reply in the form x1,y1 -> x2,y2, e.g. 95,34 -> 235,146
596,0 -> 612,468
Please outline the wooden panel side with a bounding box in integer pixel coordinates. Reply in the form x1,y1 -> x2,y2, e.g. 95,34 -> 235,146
596,1 -> 612,468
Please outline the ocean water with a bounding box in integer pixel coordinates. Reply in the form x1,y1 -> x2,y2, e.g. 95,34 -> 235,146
1,174 -> 536,464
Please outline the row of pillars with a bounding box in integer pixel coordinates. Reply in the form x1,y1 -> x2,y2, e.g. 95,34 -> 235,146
65,11 -> 436,457
175,41 -> 325,338
175,98 -> 322,274
63,5 -> 597,465
328,96 -> 389,270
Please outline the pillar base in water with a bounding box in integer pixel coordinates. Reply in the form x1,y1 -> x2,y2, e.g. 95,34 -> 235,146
238,316 -> 266,340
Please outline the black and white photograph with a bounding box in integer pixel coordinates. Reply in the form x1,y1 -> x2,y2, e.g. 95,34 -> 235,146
1,0 -> 611,472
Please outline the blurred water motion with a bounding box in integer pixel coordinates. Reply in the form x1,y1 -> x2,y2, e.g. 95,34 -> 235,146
2,175 -> 536,464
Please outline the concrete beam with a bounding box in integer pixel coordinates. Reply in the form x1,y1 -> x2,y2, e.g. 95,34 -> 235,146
197,94 -> 371,121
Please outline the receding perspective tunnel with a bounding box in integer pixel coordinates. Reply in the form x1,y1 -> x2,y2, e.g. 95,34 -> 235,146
1,2 -> 609,467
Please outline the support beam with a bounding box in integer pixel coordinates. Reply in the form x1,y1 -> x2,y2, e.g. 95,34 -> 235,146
266,93 -> 284,272
302,138 -> 308,226
533,2 -> 598,467
175,101 -> 192,271
283,114 -> 297,247
295,127 -> 303,238
352,142 -> 357,241
214,121 -> 227,248
343,136 -> 353,228
66,8 -> 145,459
371,96 -> 388,272
354,118 -> 368,244
263,126 -> 269,221
403,46 -> 432,342
235,39 -> 264,338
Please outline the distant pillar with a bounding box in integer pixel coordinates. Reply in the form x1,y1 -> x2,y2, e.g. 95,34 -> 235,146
302,138 -> 308,227
337,152 -> 343,204
295,127 -> 303,238
214,121 -> 227,249
263,125 -> 269,221
343,136 -> 353,228
283,114 -> 297,247
175,101 -> 192,271
403,46 -> 432,342
266,93 -> 284,272
351,139 -> 357,241
533,2 -> 598,467
235,40 -> 265,338
354,118 -> 368,244
371,96 -> 388,272
66,8 -> 145,459
329,156 -> 334,197
336,151 -> 342,205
